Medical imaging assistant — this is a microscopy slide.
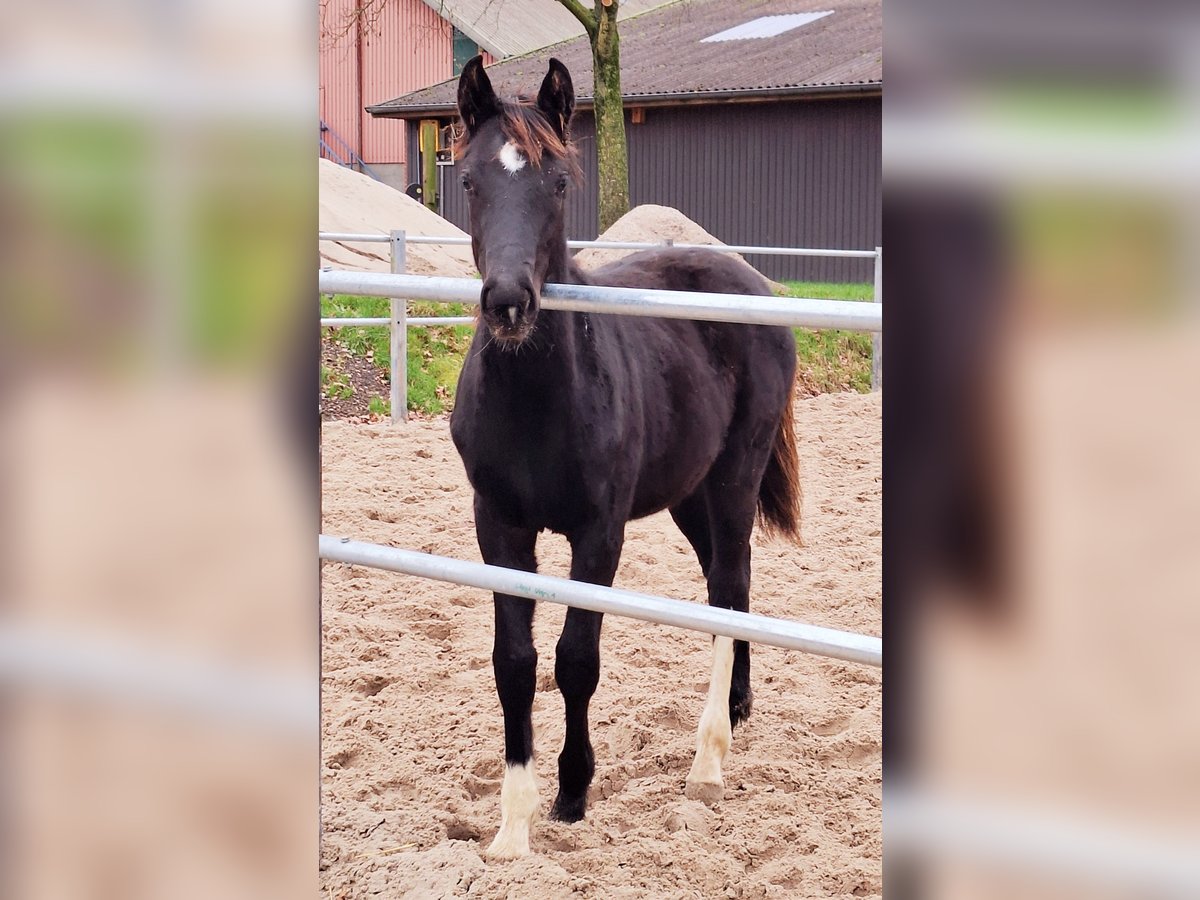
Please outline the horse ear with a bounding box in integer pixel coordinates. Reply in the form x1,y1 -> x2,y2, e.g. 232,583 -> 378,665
458,56 -> 500,134
537,58 -> 575,141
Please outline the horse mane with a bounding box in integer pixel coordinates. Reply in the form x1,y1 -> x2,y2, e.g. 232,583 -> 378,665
454,100 -> 582,182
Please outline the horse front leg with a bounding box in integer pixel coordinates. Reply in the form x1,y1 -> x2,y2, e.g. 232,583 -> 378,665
474,498 -> 540,859
551,525 -> 623,822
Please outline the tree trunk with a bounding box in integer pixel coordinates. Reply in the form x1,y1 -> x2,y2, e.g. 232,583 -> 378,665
591,1 -> 629,232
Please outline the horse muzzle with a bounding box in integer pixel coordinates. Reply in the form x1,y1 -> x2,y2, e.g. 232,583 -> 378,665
480,276 -> 538,344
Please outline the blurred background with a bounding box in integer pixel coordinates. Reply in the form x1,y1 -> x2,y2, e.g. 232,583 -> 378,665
3,0 -> 1199,895
884,0 -> 1200,896
0,0 -> 315,897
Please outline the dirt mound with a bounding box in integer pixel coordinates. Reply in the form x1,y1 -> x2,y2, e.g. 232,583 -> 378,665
318,159 -> 476,277
574,204 -> 752,272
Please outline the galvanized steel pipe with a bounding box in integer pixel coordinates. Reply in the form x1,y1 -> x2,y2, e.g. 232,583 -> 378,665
0,625 -> 313,733
320,317 -> 390,327
320,536 -> 882,667
407,316 -> 475,326
319,232 -> 392,243
320,316 -> 474,328
317,270 -> 882,332
318,232 -> 879,258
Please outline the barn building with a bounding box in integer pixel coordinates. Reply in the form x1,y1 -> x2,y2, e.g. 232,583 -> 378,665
319,0 -> 666,191
367,0 -> 882,282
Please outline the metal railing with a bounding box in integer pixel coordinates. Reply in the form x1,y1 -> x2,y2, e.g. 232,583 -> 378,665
316,259 -> 883,689
320,536 -> 881,666
319,230 -> 883,422
319,120 -> 383,182
0,624 -> 312,734
320,231 -> 880,258
315,234 -> 884,861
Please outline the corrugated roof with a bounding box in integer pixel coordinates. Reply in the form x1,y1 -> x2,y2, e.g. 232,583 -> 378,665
424,0 -> 669,60
373,0 -> 881,116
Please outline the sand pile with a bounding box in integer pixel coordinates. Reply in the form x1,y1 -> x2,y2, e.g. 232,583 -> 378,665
574,204 -> 752,272
318,158 -> 476,277
320,392 -> 882,898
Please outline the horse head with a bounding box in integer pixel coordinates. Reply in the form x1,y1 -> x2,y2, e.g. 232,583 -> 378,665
455,56 -> 577,345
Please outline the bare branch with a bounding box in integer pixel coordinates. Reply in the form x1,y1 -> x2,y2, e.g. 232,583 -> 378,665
320,0 -> 392,49
557,0 -> 597,37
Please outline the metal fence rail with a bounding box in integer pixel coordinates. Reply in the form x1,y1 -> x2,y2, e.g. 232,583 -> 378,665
0,624 -> 312,733
319,231 -> 880,259
318,230 -> 882,423
319,316 -> 474,328
887,786 -> 1200,896
320,536 -> 882,666
319,270 -> 881,332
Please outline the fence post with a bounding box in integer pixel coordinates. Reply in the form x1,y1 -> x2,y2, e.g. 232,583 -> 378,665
390,230 -> 408,423
871,246 -> 882,392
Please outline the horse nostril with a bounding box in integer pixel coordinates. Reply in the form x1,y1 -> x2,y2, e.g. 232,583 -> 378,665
480,278 -> 534,331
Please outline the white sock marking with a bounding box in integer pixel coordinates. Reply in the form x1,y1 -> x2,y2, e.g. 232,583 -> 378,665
487,760 -> 539,859
686,635 -> 734,802
498,141 -> 527,174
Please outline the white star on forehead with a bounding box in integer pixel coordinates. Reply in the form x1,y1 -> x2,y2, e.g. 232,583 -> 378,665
498,142 -> 527,174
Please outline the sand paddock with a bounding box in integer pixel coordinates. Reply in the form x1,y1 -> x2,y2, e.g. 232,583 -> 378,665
320,391 -> 881,898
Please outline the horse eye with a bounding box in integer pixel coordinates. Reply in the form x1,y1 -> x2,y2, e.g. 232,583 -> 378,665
461,173 -> 474,192
554,174 -> 568,196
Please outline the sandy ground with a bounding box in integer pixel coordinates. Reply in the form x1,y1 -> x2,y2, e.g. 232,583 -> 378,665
318,159 -> 476,277
320,392 -> 881,898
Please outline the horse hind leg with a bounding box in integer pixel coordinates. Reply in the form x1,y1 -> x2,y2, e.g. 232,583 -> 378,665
685,633 -> 736,804
670,491 -> 713,579
685,427 -> 775,803
671,490 -> 751,723
685,510 -> 754,805
673,490 -> 741,802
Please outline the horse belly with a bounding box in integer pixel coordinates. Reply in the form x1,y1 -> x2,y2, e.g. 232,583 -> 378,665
628,390 -> 730,519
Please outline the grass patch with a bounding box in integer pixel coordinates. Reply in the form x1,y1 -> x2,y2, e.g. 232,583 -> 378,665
321,281 -> 876,417
320,363 -> 353,401
778,281 -> 875,395
321,294 -> 475,416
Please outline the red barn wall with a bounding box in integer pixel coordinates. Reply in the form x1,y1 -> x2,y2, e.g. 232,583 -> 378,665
320,0 -> 494,184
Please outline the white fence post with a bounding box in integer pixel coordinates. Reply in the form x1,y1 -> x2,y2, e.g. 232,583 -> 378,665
390,230 -> 407,423
871,246 -> 882,392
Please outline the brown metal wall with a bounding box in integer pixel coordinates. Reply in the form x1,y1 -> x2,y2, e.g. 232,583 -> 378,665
624,98 -> 881,282
426,96 -> 880,283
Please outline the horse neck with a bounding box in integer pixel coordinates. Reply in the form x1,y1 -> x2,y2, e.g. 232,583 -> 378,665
543,236 -> 587,287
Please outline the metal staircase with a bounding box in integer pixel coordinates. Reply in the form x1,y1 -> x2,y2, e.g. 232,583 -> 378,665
319,119 -> 382,182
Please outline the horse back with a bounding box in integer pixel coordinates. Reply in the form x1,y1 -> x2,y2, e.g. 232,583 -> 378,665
581,248 -> 795,518
584,247 -> 774,298
582,246 -> 793,392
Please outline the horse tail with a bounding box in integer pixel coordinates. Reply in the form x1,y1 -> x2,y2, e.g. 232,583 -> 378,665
757,372 -> 802,542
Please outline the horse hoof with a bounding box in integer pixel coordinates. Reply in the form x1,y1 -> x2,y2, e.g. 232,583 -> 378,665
684,778 -> 725,805
730,691 -> 753,729
549,793 -> 588,823
485,829 -> 530,860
